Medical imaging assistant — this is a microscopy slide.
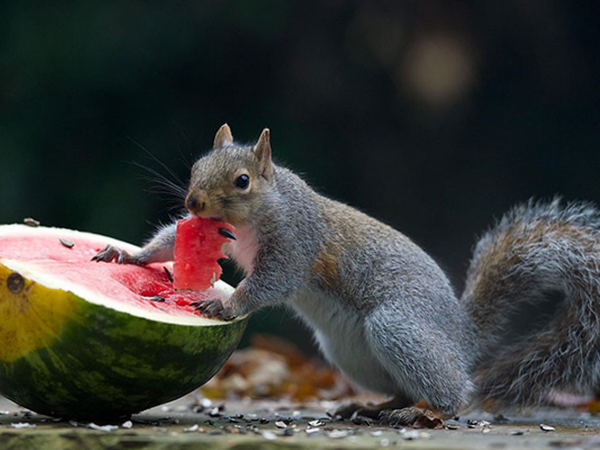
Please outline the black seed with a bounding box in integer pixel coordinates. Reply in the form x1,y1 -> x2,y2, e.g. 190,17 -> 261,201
60,238 -> 75,249
218,228 -> 236,240
164,267 -> 173,282
149,296 -> 166,302
7,272 -> 25,294
23,218 -> 40,227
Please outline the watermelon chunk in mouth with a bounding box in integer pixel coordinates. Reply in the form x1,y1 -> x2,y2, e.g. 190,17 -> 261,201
173,217 -> 236,291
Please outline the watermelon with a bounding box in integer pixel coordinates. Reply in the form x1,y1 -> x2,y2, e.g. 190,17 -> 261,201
0,224 -> 246,420
173,217 -> 236,291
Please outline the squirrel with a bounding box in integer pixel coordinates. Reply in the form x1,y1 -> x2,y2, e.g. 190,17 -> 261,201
93,124 -> 600,424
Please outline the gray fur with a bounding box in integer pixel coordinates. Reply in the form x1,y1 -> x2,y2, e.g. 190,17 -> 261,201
127,144 -> 475,415
113,136 -> 600,415
464,197 -> 600,409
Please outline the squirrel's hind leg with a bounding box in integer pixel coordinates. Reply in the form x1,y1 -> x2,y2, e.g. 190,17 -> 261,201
334,398 -> 445,428
378,406 -> 444,428
363,302 -> 473,418
334,396 -> 411,419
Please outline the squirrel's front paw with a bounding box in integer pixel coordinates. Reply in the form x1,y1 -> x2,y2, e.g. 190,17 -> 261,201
194,299 -> 236,321
91,244 -> 135,264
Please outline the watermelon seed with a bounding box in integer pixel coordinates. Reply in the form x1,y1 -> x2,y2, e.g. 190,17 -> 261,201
149,296 -> 166,302
218,228 -> 236,240
23,217 -> 40,227
60,238 -> 75,249
164,267 -> 173,282
7,272 -> 25,294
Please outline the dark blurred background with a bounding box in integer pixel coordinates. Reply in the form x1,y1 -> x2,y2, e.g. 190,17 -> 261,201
1,1 -> 598,353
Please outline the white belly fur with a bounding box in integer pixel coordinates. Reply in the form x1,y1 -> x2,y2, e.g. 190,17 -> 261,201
291,289 -> 396,394
227,229 -> 396,395
226,226 -> 258,275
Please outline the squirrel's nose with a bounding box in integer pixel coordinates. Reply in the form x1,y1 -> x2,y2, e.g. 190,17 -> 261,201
185,191 -> 207,214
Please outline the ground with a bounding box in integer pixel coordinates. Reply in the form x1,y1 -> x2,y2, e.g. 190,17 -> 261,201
1,395 -> 600,450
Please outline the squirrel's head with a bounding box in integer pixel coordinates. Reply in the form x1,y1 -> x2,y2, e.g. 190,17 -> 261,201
185,124 -> 274,225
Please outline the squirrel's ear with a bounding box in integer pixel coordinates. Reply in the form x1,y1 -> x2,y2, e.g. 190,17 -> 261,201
213,124 -> 234,148
253,128 -> 274,182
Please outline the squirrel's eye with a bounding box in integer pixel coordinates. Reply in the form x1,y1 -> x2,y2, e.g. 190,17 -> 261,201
235,174 -> 250,189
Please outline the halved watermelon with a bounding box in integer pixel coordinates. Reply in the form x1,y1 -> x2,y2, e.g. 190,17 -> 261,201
173,217 -> 235,291
0,224 -> 246,419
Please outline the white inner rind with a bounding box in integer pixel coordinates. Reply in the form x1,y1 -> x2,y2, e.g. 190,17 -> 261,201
0,225 -> 238,327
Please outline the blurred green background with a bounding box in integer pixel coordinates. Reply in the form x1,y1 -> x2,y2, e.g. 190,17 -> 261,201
1,1 -> 598,353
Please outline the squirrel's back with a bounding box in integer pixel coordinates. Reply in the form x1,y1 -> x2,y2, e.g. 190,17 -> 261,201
463,198 -> 600,409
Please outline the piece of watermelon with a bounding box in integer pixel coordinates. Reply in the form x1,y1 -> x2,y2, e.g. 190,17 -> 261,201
173,217 -> 236,291
0,224 -> 246,419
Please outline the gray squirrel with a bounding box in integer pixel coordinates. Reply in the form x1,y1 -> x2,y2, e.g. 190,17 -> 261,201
94,125 -> 600,424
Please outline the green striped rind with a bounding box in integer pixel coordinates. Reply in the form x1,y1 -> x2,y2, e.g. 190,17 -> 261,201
0,290 -> 246,419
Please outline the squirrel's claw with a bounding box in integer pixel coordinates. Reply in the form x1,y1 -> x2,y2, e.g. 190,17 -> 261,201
218,228 -> 236,240
194,299 -> 236,321
92,244 -> 134,264
378,407 -> 444,429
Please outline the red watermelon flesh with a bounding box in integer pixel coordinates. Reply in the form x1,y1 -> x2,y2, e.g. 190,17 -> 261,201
0,226 -> 231,321
173,217 -> 236,291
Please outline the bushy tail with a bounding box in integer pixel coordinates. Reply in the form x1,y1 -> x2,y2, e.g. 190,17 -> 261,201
462,198 -> 600,410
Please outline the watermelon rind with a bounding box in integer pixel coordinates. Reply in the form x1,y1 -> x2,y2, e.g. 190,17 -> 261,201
0,225 -> 247,419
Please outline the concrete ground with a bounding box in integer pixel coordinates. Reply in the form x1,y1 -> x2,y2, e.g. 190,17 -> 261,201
1,395 -> 600,450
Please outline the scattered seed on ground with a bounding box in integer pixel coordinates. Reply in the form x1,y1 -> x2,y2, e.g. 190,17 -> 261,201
11,423 -> 36,429
199,398 -> 213,408
208,430 -> 224,436
88,423 -> 118,432
262,431 -> 277,440
540,424 -> 556,432
399,429 -> 430,440
208,407 -> 222,417
327,429 -> 351,439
